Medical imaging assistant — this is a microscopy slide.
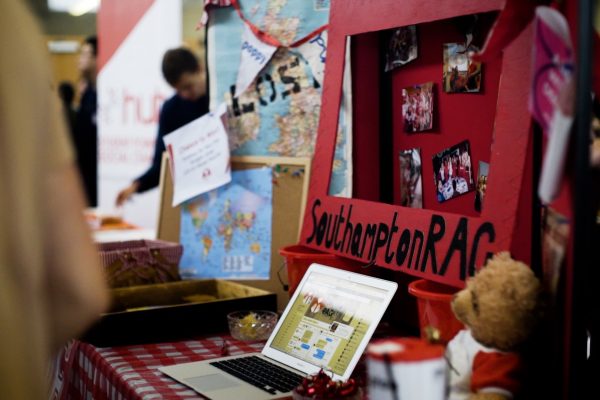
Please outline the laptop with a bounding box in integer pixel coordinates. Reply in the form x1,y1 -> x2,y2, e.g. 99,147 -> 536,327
159,263 -> 398,399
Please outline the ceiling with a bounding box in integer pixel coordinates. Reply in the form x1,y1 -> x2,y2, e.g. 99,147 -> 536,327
25,0 -> 97,36
24,0 -> 201,38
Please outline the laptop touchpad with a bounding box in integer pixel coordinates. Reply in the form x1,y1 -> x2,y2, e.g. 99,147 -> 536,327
186,373 -> 241,391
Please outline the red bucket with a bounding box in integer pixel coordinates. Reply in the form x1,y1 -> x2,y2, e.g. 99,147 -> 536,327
408,279 -> 464,344
279,245 -> 364,296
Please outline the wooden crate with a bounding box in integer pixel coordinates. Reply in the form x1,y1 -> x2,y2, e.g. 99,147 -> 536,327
81,279 -> 277,347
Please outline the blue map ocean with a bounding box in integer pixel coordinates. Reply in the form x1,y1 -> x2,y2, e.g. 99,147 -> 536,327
179,168 -> 273,279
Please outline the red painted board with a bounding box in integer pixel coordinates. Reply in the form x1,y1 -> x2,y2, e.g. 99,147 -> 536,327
390,15 -> 502,217
300,0 -> 534,288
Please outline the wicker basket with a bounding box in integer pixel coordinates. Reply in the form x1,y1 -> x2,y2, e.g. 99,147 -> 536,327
98,240 -> 182,288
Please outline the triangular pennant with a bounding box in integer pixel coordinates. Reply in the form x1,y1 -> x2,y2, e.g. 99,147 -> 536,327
296,30 -> 328,86
234,24 -> 278,98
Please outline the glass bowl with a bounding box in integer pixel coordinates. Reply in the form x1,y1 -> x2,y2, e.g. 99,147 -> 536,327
227,310 -> 278,341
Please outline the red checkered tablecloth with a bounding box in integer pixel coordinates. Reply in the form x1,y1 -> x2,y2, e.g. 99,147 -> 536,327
50,335 -> 264,400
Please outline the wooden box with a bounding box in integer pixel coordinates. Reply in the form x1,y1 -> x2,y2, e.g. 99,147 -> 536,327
81,279 -> 277,347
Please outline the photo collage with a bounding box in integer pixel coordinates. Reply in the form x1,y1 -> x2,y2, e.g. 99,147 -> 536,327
389,24 -> 488,211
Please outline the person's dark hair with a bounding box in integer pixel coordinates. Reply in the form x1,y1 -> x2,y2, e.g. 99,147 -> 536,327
161,48 -> 199,86
84,35 -> 97,57
58,81 -> 75,106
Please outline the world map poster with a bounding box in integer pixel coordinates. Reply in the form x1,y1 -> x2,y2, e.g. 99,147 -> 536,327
207,0 -> 353,196
179,168 -> 272,279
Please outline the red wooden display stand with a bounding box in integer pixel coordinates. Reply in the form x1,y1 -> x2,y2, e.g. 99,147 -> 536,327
299,0 -> 534,288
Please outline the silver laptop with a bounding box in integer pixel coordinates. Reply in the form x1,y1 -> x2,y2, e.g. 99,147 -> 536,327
160,263 -> 398,399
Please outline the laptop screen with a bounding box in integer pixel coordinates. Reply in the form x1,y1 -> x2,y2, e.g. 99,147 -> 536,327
268,268 -> 392,376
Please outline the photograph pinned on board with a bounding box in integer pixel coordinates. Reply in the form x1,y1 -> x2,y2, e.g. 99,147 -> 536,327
399,148 -> 423,208
432,140 -> 475,203
443,42 -> 482,93
385,25 -> 418,72
402,82 -> 434,133
474,161 -> 489,212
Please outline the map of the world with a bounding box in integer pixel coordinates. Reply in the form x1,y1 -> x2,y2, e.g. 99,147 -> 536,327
179,168 -> 272,279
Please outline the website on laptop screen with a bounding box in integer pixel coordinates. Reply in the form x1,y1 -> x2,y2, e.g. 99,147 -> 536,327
269,271 -> 390,376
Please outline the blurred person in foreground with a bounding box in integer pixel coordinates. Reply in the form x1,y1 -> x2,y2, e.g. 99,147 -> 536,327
0,1 -> 109,398
74,35 -> 99,207
115,47 -> 209,206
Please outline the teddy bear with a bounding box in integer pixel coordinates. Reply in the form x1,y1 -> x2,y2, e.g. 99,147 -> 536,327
445,252 -> 542,400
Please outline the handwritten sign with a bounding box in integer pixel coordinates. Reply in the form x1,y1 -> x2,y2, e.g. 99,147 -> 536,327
300,0 -> 534,288
234,24 -> 278,97
304,197 -> 497,287
163,104 -> 231,206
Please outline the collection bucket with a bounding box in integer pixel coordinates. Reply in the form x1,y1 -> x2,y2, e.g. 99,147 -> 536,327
279,245 -> 364,296
408,279 -> 464,344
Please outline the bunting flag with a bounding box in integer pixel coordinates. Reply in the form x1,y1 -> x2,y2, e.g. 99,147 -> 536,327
234,24 -> 278,97
296,30 -> 328,86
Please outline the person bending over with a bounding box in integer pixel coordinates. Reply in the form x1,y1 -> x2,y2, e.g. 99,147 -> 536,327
115,47 -> 209,206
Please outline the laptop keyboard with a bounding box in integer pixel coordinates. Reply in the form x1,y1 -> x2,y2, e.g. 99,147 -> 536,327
210,355 -> 304,395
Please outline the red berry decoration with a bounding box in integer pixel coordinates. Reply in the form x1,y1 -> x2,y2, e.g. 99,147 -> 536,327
292,369 -> 360,399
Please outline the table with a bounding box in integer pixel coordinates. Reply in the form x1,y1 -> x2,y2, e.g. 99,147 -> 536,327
50,336 -> 264,400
